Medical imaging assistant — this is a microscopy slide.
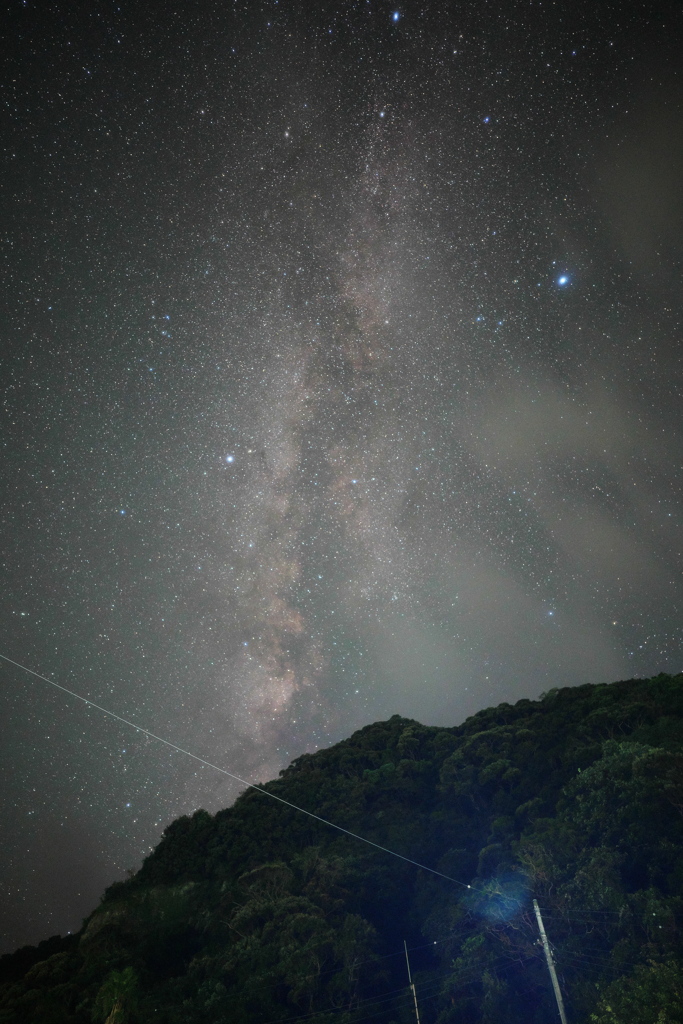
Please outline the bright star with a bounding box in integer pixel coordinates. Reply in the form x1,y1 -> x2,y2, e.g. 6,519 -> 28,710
225,454 -> 235,463
557,275 -> 569,286
392,11 -> 400,21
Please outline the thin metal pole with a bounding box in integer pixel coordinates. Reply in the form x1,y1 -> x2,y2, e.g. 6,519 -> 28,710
533,900 -> 568,1024
404,940 -> 421,1024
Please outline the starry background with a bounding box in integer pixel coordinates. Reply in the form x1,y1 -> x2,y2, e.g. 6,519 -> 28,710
1,0 -> 682,953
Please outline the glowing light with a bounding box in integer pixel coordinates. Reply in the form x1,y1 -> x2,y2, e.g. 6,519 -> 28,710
392,11 -> 400,21
225,454 -> 235,463
557,275 -> 569,286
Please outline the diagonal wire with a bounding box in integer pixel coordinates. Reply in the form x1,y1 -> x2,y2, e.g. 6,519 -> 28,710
0,651 -> 483,892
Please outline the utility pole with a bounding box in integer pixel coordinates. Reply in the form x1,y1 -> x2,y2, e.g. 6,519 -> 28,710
404,940 -> 421,1024
533,899 -> 568,1024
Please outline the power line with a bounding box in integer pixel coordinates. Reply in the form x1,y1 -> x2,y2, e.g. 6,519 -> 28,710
299,926 -> 481,987
556,949 -> 649,973
253,951 -> 523,1024
259,927 -> 527,1016
537,908 -> 623,919
0,651 -> 483,893
2,654 -> 658,1023
341,955 -> 539,1024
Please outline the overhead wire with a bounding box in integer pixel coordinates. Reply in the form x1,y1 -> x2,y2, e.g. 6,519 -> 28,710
252,951 -> 528,1024
293,916 -> 530,990
340,954 -> 540,1024
536,908 -> 623,919
556,947 -> 655,973
3,650 -> 651,1022
0,651 -> 484,892
246,917 -> 541,1021
291,928 -> 468,987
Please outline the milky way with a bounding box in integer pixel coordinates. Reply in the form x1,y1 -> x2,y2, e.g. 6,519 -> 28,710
1,0 -> 682,951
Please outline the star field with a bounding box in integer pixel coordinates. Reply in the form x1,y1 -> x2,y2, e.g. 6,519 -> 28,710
1,0 -> 682,952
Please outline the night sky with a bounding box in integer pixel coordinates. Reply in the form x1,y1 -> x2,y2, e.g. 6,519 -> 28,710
2,0 -> 682,953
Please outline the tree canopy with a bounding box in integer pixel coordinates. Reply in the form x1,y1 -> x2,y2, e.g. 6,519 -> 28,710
2,673 -> 683,1024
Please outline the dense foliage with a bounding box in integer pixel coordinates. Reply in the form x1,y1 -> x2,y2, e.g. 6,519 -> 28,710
2,673 -> 683,1024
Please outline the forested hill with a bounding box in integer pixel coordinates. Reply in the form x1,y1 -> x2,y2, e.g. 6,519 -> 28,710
3,674 -> 683,1024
